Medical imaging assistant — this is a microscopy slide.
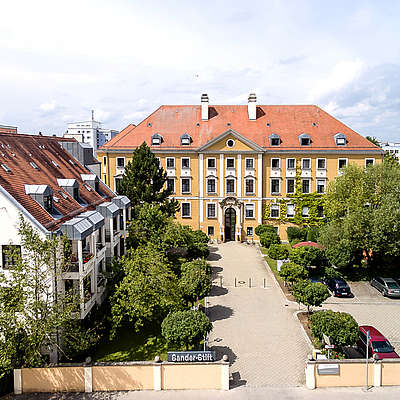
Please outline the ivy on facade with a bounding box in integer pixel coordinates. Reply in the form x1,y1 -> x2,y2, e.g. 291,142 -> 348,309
263,159 -> 327,227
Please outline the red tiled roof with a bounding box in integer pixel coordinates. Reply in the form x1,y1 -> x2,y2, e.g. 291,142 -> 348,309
101,105 -> 381,151
0,134 -> 114,231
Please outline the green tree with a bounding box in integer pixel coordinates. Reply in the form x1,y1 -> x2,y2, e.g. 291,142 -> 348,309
259,231 -> 280,248
0,217 -> 77,375
289,246 -> 324,267
286,226 -> 308,243
179,263 -> 212,306
267,244 -> 289,260
319,162 -> 400,269
110,245 -> 181,335
117,142 -> 178,216
310,310 -> 358,348
365,136 -> 380,147
255,224 -> 277,237
292,280 -> 330,315
278,262 -> 308,287
161,310 -> 212,350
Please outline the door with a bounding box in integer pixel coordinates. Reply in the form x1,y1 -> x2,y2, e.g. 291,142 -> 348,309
224,207 -> 236,241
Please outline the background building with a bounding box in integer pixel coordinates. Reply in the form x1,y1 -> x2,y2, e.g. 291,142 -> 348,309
378,140 -> 400,161
97,94 -> 382,242
0,124 -> 17,134
64,113 -> 119,153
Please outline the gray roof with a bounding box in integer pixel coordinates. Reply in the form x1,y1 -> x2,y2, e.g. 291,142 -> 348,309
96,201 -> 120,218
57,178 -> 78,188
112,195 -> 131,209
60,217 -> 93,240
24,184 -> 52,195
79,210 -> 105,230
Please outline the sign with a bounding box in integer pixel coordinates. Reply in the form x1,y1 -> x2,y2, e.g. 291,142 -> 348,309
323,334 -> 331,346
324,344 -> 335,349
167,351 -> 216,363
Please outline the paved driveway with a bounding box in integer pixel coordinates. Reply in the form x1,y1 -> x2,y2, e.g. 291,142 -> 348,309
206,242 -> 311,387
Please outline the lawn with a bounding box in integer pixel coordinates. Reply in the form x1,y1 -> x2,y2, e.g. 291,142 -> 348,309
92,324 -> 188,362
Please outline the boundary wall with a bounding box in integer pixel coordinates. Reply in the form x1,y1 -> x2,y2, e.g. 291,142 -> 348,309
14,361 -> 230,394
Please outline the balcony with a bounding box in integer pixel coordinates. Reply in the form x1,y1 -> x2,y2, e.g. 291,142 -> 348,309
96,244 -> 106,260
63,261 -> 79,273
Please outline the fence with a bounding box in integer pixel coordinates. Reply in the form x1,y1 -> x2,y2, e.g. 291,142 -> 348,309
306,358 -> 400,389
14,360 -> 229,394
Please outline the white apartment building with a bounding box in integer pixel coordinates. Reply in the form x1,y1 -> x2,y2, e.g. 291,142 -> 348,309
0,133 -> 130,322
378,140 -> 400,160
64,117 -> 119,153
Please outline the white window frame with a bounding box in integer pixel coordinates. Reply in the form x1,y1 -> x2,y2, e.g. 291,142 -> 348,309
181,202 -> 191,218
181,178 -> 191,194
271,178 -> 280,195
302,206 -> 309,217
151,137 -> 161,145
181,157 -> 190,169
226,178 -> 235,194
245,203 -> 255,219
338,158 -> 348,170
317,158 -> 326,169
167,178 -> 175,194
286,204 -> 295,218
166,157 -> 175,169
245,157 -> 254,170
286,158 -> 296,170
270,204 -> 280,218
302,158 -> 311,170
271,158 -> 280,169
207,157 -> 216,169
302,179 -> 310,194
245,177 -> 255,195
226,157 -> 235,169
365,158 -> 375,167
336,137 -> 346,146
206,203 -> 217,219
116,157 -> 125,168
317,179 -> 326,194
207,178 -> 217,194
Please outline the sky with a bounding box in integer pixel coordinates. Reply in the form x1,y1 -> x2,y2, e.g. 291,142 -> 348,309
1,0 -> 400,141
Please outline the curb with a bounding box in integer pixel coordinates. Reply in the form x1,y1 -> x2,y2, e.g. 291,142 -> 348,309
293,310 -> 313,348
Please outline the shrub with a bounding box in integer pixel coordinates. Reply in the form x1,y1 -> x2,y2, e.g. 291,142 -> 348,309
268,244 -> 289,260
255,224 -> 277,237
310,310 -> 358,348
324,266 -> 343,279
278,262 -> 308,286
293,280 -> 330,314
289,246 -> 324,267
287,226 -> 307,243
260,231 -> 280,248
161,310 -> 212,350
306,226 -> 320,242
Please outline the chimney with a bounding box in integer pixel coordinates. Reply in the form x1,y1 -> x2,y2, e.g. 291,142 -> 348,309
248,93 -> 257,120
201,93 -> 209,121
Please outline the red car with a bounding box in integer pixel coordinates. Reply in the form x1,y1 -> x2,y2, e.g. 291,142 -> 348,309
357,325 -> 399,359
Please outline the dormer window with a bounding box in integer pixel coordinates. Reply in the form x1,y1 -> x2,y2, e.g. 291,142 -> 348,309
151,133 -> 163,146
299,133 -> 311,146
25,184 -> 54,214
269,133 -> 281,146
57,179 -> 80,201
334,133 -> 347,146
180,133 -> 192,146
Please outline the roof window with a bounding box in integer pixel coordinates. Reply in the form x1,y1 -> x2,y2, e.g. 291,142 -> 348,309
68,159 -> 75,165
269,133 -> 281,146
30,161 -> 39,169
1,164 -> 11,173
299,133 -> 311,146
334,133 -> 347,146
151,133 -> 163,146
52,161 -> 59,168
25,185 -> 54,213
180,133 -> 192,146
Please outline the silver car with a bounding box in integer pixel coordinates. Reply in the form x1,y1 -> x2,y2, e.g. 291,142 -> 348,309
370,277 -> 400,298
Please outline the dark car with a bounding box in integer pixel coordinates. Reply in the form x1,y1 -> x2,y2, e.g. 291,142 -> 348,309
370,277 -> 400,298
357,325 -> 399,359
324,277 -> 352,297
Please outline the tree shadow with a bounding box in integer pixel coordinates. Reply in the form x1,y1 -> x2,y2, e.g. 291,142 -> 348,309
207,304 -> 233,322
230,371 -> 247,388
211,265 -> 223,274
207,251 -> 222,261
210,285 -> 228,297
209,344 -> 237,365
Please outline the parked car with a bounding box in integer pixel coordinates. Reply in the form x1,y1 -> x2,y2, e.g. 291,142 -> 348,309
370,277 -> 400,298
324,277 -> 352,297
357,325 -> 399,359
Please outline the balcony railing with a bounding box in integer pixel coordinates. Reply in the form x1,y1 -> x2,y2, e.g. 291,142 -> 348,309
96,242 -> 105,251
105,232 -> 111,242
82,252 -> 94,264
63,261 -> 79,273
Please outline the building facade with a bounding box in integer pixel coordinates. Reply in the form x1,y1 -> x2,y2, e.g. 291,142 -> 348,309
64,117 -> 119,153
98,94 -> 382,241
0,124 -> 17,134
0,134 -> 130,320
378,140 -> 400,161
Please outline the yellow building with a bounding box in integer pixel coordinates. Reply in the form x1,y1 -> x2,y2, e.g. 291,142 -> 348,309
97,94 -> 382,241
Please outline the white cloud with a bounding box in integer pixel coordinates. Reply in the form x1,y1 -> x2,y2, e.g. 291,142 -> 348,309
39,102 -> 56,112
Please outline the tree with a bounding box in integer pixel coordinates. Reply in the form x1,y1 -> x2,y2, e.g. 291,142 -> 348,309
110,245 -> 182,335
259,231 -> 280,248
179,261 -> 212,306
278,262 -> 308,287
310,310 -> 358,348
267,244 -> 289,260
161,310 -> 212,350
117,142 -> 178,216
255,224 -> 277,237
289,246 -> 324,267
292,280 -> 330,315
0,216 -> 77,375
319,162 -> 400,269
286,226 -> 308,243
365,136 -> 380,147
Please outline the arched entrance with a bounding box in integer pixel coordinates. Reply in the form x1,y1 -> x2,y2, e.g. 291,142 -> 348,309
224,207 -> 236,241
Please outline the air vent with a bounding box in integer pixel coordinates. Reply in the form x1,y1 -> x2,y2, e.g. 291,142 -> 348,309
312,122 -> 317,127
266,123 -> 270,127
196,123 -> 200,127
53,196 -> 60,203
147,122 -> 152,127
227,122 -> 231,127
84,184 -> 92,192
30,161 -> 39,169
52,161 -> 59,168
1,164 -> 11,173
12,153 -> 16,157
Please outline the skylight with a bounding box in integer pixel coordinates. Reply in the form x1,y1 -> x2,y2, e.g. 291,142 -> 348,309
58,190 -> 69,199
68,159 -> 75,165
30,161 -> 39,169
52,161 -> 59,168
1,164 -> 11,173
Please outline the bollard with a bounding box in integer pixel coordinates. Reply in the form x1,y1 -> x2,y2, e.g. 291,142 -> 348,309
234,277 -> 237,287
263,278 -> 266,288
249,278 -> 251,288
